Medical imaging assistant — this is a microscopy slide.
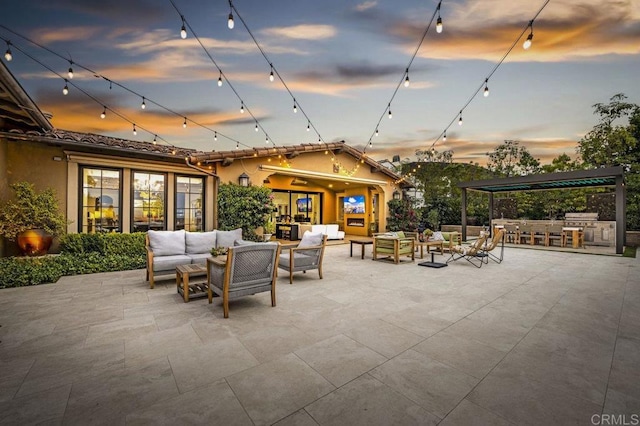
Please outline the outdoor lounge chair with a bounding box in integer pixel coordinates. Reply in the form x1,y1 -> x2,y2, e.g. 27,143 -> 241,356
446,233 -> 489,268
278,232 -> 327,284
482,228 -> 506,264
207,242 -> 280,318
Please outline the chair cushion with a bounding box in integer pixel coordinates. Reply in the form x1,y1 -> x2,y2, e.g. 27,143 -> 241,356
299,231 -> 323,248
148,230 -> 186,256
185,231 -> 217,254
187,253 -> 211,265
153,254 -> 192,272
216,228 -> 243,248
431,231 -> 445,241
395,231 -> 405,238
279,252 -> 317,268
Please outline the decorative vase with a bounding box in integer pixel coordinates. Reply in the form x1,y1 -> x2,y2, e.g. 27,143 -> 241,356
17,229 -> 53,256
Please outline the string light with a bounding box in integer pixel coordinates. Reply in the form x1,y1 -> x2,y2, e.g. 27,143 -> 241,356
388,104 -> 392,119
443,132 -> 447,142
62,79 -> 69,95
483,79 -> 489,97
227,1 -> 235,29
523,21 -> 533,49
214,131 -> 217,141
240,101 -> 244,113
180,16 -> 187,39
67,61 -> 73,79
265,136 -> 269,144
269,64 -> 274,82
4,41 -> 11,61
369,141 -> 373,148
404,69 -> 410,87
236,141 -> 239,149
318,136 -> 322,144
153,135 -> 157,145
458,111 -> 463,126
141,96 -> 146,109
293,99 -> 297,113
132,123 -> 137,135
436,1 -> 443,33
375,128 -> 379,136
100,106 -> 106,119
183,117 -> 187,128
217,72 -> 223,87
306,121 -> 310,131
255,122 -> 259,132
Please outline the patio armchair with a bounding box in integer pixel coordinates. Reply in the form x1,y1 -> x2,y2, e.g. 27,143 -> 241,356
482,228 -> 506,264
373,232 -> 415,264
446,233 -> 489,268
207,242 -> 280,318
278,232 -> 327,284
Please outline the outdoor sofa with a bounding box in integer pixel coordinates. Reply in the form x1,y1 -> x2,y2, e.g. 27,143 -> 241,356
145,228 -> 242,288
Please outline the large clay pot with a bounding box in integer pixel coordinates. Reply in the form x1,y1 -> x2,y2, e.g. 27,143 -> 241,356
17,229 -> 53,256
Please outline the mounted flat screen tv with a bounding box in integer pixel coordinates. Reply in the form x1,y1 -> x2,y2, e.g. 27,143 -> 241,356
296,197 -> 312,213
344,195 -> 365,214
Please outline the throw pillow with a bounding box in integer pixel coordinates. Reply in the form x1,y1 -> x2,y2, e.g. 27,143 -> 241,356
148,230 -> 186,256
432,231 -> 445,241
298,231 -> 324,248
185,231 -> 217,254
396,231 -> 405,238
216,228 -> 243,248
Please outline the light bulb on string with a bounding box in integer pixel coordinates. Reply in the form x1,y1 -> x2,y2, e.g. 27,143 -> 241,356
183,117 -> 187,128
269,64 -> 274,82
153,135 -> 157,145
523,21 -> 533,49
458,112 -> 463,126
443,132 -> 447,142
375,128 -> 379,136
255,123 -> 259,132
141,97 -> 146,109
388,104 -> 392,119
318,136 -> 322,144
67,62 -> 74,79
265,136 -> 269,144
483,79 -> 489,97
236,141 -> 239,149
214,131 -> 217,141
293,100 -> 297,113
62,79 -> 69,95
369,141 -> 373,148
180,16 -> 187,39
100,106 -> 106,119
4,41 -> 12,61
306,121 -> 310,132
132,124 -> 137,135
404,69 -> 410,87
240,102 -> 244,113
436,17 -> 443,33
218,73 -> 223,87
228,12 -> 234,29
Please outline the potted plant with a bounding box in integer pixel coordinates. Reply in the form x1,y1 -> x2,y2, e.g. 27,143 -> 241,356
0,182 -> 68,256
263,220 -> 276,241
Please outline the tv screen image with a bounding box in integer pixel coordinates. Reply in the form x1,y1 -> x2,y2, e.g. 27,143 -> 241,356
296,198 -> 312,213
344,195 -> 365,214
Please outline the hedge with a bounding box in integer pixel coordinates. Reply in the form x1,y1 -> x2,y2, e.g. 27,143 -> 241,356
0,233 -> 146,288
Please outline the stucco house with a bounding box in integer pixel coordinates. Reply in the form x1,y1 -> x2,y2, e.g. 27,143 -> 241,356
0,60 -> 408,257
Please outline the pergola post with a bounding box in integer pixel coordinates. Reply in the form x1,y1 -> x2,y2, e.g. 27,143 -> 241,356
461,188 -> 467,242
616,175 -> 625,255
488,192 -> 494,235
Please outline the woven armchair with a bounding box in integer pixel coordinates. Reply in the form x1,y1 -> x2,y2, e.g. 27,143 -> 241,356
278,232 -> 327,284
207,242 -> 280,318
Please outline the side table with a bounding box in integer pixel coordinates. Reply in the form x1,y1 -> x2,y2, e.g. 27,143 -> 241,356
176,263 -> 208,302
416,240 -> 444,259
350,239 -> 373,259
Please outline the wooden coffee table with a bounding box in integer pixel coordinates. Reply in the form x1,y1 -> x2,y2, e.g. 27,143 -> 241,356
350,239 -> 373,259
416,240 -> 444,259
176,264 -> 208,302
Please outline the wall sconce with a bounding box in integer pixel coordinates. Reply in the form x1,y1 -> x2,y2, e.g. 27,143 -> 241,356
393,191 -> 401,200
238,172 -> 250,187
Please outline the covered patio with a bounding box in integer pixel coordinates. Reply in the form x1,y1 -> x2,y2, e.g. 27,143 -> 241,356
1,243 -> 638,424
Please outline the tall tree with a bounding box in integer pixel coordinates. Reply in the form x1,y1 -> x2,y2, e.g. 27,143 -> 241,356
486,140 -> 540,177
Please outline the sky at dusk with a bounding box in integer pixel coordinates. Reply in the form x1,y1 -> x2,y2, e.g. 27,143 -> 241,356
1,0 -> 639,166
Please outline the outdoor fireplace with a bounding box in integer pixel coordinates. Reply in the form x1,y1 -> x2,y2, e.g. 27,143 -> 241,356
347,218 -> 365,227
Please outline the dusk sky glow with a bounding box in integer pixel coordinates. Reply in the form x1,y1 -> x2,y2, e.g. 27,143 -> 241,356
2,0 -> 639,166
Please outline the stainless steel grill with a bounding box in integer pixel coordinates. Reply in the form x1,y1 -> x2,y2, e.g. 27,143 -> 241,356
564,213 -> 615,246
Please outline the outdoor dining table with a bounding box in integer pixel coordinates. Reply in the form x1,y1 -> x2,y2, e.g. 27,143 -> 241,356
562,227 -> 583,249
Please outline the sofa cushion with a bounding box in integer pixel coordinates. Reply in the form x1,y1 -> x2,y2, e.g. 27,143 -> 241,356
148,230 -> 186,256
185,231 -> 217,254
153,254 -> 192,272
311,225 -> 326,234
299,231 -> 323,248
216,228 -> 243,248
187,253 -> 211,265
431,231 -> 445,241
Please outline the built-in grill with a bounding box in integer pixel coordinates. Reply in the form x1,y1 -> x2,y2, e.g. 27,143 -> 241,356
564,213 -> 615,246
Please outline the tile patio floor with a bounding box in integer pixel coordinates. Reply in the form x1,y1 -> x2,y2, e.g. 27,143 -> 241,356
0,244 -> 638,425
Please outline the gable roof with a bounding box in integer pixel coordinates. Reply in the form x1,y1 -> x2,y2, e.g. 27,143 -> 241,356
0,60 -> 52,131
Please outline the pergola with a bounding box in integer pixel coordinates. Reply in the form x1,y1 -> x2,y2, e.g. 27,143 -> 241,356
458,166 -> 626,254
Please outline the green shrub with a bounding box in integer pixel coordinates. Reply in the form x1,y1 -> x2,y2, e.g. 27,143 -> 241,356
1,233 -> 147,288
217,183 -> 275,241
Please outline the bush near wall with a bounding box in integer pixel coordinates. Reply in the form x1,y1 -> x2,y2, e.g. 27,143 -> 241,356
0,233 -> 146,288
